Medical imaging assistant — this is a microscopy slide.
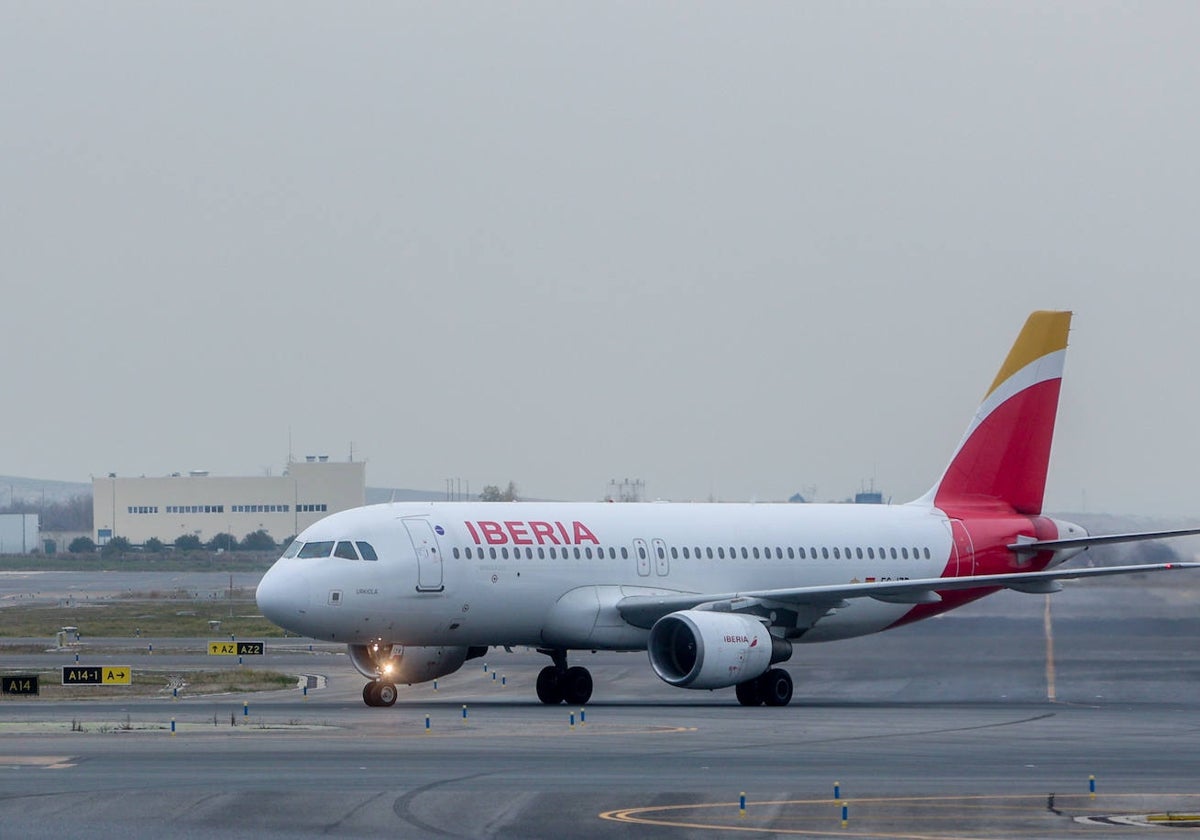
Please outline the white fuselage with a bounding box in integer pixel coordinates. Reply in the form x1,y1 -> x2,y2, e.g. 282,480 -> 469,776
256,500 -> 960,650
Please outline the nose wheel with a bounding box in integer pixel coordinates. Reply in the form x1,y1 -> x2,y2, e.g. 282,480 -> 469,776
363,681 -> 397,707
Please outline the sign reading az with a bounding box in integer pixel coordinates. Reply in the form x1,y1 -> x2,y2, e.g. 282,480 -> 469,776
61,667 -> 131,685
208,641 -> 264,656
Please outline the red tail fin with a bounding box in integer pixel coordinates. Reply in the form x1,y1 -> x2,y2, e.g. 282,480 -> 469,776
917,311 -> 1072,514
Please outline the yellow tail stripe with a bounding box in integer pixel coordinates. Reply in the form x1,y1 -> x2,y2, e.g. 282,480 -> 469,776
986,310 -> 1072,398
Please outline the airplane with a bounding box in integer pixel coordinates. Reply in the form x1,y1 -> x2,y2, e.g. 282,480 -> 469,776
256,311 -> 1200,708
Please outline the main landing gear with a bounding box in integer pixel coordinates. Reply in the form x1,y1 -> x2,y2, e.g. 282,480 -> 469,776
734,668 -> 793,707
535,648 -> 593,705
363,680 -> 397,707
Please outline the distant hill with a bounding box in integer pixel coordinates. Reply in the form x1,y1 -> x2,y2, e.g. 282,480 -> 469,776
0,475 -> 91,505
365,487 -> 459,504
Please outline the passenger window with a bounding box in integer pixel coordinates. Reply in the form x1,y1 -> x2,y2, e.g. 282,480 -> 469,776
833,547 -> 841,559
502,547 -> 510,559
740,547 -> 748,559
706,547 -> 714,559
282,541 -> 302,558
717,547 -> 725,560
574,547 -> 581,560
490,547 -> 497,560
334,542 -> 359,560
638,546 -> 646,560
752,547 -> 760,559
298,541 -> 334,559
797,547 -> 805,559
890,547 -> 898,559
452,547 -> 460,559
821,547 -> 829,560
526,547 -> 534,559
356,542 -> 378,561
867,547 -> 875,559
856,548 -> 863,560
585,547 -> 593,559
621,547 -> 629,559
776,547 -> 783,559
538,547 -> 546,559
901,547 -> 909,559
656,546 -> 665,559
924,547 -> 931,559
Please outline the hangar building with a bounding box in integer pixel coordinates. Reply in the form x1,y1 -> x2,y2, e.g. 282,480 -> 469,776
92,457 -> 365,546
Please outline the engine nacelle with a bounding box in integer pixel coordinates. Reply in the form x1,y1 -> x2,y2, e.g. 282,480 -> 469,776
648,610 -> 790,690
347,644 -> 477,684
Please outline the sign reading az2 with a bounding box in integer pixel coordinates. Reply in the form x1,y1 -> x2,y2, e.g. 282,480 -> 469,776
207,641 -> 264,656
61,667 -> 130,685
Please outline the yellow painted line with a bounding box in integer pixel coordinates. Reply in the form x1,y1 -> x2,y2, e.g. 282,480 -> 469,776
600,793 -> 1200,838
0,756 -> 76,769
391,724 -> 697,739
1044,594 -> 1056,702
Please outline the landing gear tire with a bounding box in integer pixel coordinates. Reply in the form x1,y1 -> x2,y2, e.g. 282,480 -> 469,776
363,681 -> 381,706
376,682 -> 398,707
735,678 -> 764,706
536,666 -> 564,705
760,668 -> 793,707
560,666 -> 593,705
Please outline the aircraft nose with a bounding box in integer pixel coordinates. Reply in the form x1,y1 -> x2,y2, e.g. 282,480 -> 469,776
256,561 -> 311,629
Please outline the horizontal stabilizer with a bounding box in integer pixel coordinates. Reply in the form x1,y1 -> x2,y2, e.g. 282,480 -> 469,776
1008,526 -> 1200,554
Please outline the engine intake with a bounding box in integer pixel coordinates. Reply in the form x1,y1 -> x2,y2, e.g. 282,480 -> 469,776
647,610 -> 791,690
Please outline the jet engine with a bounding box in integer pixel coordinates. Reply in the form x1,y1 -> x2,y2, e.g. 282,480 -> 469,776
647,610 -> 791,690
347,643 -> 484,684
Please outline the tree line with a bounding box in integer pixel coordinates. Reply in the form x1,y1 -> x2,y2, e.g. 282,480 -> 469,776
68,529 -> 288,556
0,495 -> 92,531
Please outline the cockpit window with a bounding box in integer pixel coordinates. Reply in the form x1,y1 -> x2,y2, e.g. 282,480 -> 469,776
282,541 -> 302,558
334,541 -> 359,560
297,541 -> 335,559
356,541 -> 378,561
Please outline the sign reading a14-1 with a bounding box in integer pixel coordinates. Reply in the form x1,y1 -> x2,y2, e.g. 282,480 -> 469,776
207,641 -> 264,656
61,667 -> 131,685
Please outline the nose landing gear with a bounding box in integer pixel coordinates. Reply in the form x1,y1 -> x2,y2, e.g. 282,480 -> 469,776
363,681 -> 398,707
535,648 -> 593,705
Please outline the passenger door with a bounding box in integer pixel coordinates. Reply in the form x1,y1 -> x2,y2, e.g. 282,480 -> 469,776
404,518 -> 444,592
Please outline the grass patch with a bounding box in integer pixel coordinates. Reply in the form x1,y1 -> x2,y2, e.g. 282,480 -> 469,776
0,600 -> 285,639
0,668 -> 297,700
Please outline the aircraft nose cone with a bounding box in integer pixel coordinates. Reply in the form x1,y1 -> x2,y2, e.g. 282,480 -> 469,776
256,562 -> 310,630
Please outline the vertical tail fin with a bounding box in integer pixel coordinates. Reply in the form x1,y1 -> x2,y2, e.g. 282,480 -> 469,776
917,311 -> 1072,514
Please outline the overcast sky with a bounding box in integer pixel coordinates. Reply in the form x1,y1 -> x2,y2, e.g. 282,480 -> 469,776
2,3 -> 1199,516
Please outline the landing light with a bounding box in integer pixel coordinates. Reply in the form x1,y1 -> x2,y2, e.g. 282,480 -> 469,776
382,662 -> 394,675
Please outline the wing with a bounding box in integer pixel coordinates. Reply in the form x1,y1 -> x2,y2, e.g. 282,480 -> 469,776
615,561 -> 1200,630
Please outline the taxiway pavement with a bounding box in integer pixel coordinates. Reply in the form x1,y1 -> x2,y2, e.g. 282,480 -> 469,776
2,577 -> 1199,838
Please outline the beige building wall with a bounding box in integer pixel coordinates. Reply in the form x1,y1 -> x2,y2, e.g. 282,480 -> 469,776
93,460 -> 365,546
